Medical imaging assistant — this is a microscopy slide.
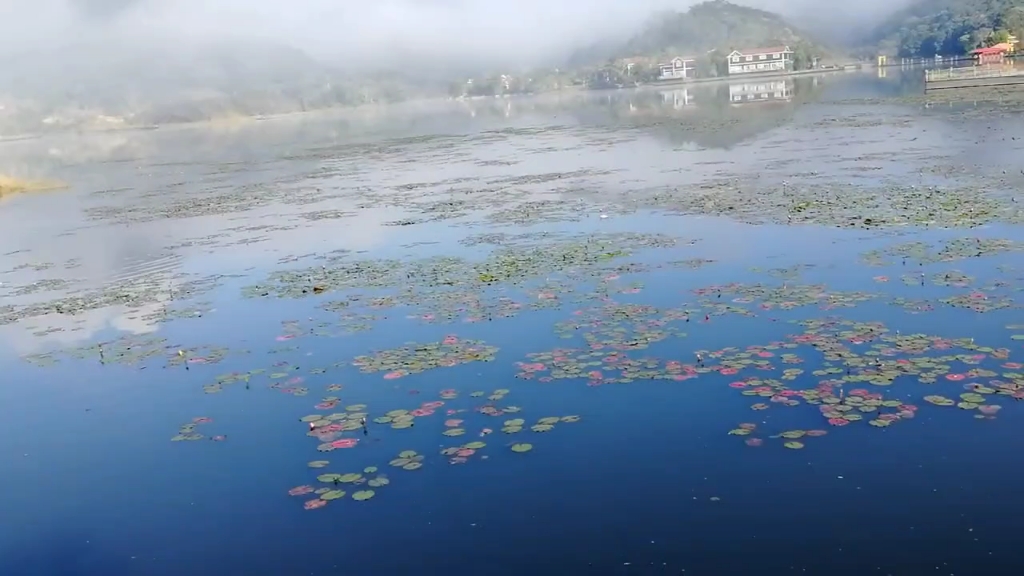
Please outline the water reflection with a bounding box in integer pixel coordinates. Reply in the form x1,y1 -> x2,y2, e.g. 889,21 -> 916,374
726,79 -> 793,104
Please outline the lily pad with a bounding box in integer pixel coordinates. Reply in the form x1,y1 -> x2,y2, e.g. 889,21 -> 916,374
511,443 -> 533,453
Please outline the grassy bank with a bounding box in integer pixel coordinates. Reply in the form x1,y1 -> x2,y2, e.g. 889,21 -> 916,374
0,175 -> 66,198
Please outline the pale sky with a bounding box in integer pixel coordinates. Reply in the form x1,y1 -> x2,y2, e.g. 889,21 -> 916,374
1,0 -> 911,68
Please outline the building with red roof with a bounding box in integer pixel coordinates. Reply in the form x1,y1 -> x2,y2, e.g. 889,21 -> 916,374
972,43 -> 1012,64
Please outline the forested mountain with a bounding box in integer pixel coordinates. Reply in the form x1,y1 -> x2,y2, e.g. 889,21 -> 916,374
624,0 -> 817,58
864,0 -> 1024,57
556,1 -> 830,91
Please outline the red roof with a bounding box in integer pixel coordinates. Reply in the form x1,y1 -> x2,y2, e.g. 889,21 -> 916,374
734,46 -> 791,55
972,43 -> 1011,55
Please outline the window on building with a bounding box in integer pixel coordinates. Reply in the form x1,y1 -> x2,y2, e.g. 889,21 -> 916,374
732,56 -> 739,63
745,56 -> 752,61
758,54 -> 766,60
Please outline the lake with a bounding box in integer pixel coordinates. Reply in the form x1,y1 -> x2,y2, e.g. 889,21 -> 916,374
3,68 -> 1024,575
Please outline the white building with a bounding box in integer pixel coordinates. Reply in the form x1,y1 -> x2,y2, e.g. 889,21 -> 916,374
658,57 -> 697,81
726,46 -> 793,75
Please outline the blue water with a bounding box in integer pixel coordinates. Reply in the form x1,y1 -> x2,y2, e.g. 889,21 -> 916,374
3,72 -> 1024,575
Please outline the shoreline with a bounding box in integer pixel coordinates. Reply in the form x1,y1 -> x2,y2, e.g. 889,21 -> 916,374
644,65 -> 864,90
0,58 -> 975,142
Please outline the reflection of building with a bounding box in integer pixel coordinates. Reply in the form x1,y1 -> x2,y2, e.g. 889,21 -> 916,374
728,80 -> 793,104
659,88 -> 695,109
658,57 -> 697,80
726,46 -> 793,75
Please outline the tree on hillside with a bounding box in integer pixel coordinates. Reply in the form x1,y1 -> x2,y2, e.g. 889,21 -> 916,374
989,29 -> 1013,44
1000,7 -> 1024,36
868,0 -> 1024,57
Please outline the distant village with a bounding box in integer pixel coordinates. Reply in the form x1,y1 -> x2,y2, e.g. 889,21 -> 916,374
452,45 -> 824,99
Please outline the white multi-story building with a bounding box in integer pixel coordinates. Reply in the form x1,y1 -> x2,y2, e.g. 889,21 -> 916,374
726,46 -> 793,75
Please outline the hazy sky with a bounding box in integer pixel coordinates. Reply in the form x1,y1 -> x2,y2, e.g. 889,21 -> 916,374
2,0 -> 911,69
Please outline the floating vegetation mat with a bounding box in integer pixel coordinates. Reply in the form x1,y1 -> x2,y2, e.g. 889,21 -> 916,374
860,238 -> 1024,267
352,337 -> 499,378
520,315 -> 1023,448
23,335 -> 237,368
0,273 -> 228,328
241,233 -> 680,299
279,386 -> 581,510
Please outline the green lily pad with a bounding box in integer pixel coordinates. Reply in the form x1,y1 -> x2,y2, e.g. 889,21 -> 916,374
320,490 -> 346,500
352,490 -> 375,501
783,441 -> 804,450
363,466 -> 378,474
308,460 -> 330,468
463,441 -> 486,449
316,473 -> 341,483
511,443 -> 533,453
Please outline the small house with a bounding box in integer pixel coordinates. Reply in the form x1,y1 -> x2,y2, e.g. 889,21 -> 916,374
658,57 -> 697,81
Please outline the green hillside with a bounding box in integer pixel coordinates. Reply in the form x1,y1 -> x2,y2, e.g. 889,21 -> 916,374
623,0 -> 819,59
559,0 -> 831,90
456,0 -> 831,95
864,0 -> 1024,57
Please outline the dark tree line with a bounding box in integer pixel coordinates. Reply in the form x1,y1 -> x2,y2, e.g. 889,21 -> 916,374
867,0 -> 1024,57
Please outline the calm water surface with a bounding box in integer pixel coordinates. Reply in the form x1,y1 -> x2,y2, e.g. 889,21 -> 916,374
3,70 -> 1024,575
